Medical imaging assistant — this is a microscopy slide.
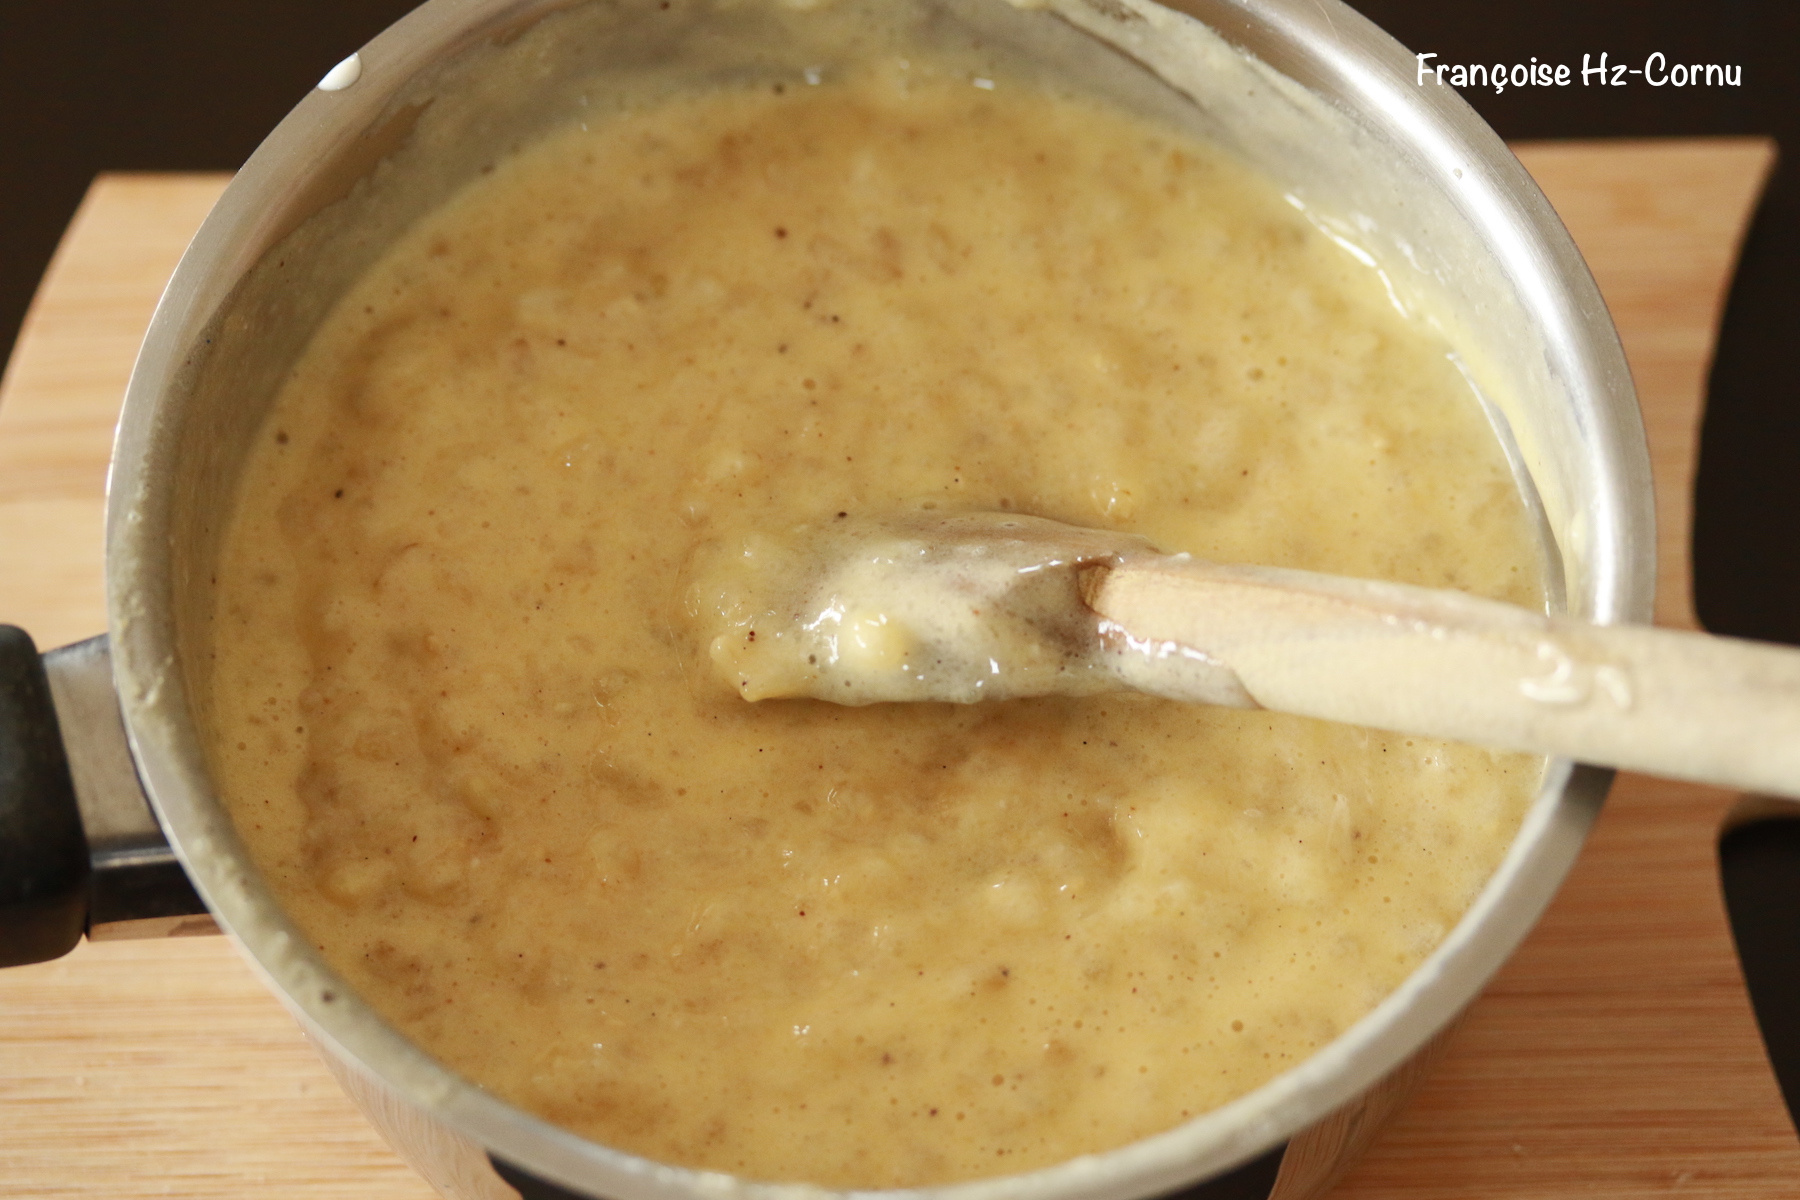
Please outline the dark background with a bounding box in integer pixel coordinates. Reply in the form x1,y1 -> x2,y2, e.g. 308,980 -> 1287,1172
1,0 -> 1796,1127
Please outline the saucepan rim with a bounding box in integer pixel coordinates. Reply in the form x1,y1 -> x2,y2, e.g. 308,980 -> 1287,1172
102,0 -> 1651,1195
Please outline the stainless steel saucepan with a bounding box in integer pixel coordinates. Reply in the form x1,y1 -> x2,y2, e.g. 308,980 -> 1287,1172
0,0 -> 1649,1197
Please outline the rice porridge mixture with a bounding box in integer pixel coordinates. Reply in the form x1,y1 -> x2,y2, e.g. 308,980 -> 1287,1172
203,47 -> 1544,1189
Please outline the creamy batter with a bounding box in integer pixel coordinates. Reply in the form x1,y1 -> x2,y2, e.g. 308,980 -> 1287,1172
204,59 -> 1544,1188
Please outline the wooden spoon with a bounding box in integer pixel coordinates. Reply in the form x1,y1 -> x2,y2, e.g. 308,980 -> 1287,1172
706,512 -> 1800,799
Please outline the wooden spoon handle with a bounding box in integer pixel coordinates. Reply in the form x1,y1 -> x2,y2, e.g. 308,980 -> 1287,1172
1087,557 -> 1800,799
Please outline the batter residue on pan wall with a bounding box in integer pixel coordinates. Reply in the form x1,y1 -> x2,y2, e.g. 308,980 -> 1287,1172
205,57 -> 1544,1187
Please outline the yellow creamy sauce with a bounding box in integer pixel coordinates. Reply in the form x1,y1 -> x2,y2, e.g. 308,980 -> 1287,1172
206,65 -> 1543,1187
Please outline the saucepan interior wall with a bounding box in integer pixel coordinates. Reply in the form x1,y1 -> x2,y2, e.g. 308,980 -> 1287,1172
994,0 -> 1644,628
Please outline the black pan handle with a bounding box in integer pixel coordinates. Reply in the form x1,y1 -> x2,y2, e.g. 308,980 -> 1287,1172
0,624 -> 89,966
0,625 -> 210,968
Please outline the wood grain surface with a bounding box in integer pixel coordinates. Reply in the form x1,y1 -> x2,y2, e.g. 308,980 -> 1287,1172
0,143 -> 1793,1197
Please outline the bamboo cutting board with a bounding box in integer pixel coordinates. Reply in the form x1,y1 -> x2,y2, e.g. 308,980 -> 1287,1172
0,141 -> 1793,1198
